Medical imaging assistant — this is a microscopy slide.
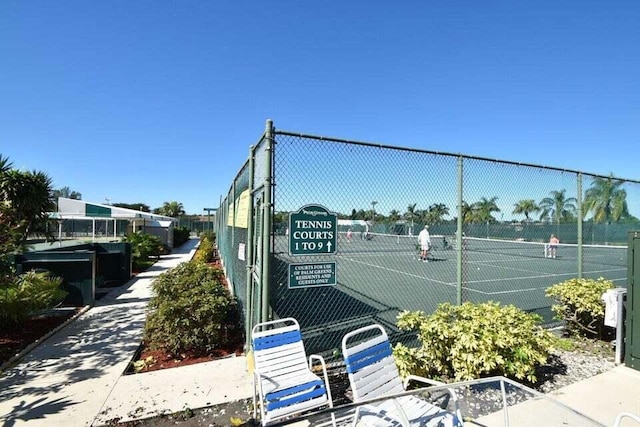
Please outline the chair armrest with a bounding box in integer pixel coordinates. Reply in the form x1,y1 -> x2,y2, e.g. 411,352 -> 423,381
308,354 -> 334,408
404,374 -> 445,389
308,354 -> 328,374
352,402 -> 409,427
404,375 -> 464,424
614,412 -> 640,427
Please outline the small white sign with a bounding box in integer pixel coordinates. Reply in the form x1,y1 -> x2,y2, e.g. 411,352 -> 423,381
238,243 -> 246,261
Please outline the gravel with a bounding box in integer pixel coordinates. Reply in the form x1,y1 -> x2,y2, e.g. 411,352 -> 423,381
117,341 -> 617,426
534,346 -> 616,393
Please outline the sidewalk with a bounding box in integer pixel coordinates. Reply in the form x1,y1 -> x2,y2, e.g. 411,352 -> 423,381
0,238 -> 251,427
2,237 -> 640,426
550,364 -> 640,426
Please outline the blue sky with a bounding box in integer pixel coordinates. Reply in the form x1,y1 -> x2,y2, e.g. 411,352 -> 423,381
1,1 -> 638,215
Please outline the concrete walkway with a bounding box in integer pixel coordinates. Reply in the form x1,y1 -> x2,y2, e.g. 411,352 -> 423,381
2,237 -> 640,426
0,238 -> 251,427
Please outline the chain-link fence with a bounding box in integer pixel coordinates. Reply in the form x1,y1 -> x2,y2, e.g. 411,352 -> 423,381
217,121 -> 640,357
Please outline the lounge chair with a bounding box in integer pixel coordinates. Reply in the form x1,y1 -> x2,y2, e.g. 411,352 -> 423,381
252,317 -> 335,426
342,324 -> 463,426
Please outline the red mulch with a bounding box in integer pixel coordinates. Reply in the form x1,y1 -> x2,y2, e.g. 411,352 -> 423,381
1,251 -> 242,373
0,310 -> 79,365
132,252 -> 245,373
136,344 -> 244,373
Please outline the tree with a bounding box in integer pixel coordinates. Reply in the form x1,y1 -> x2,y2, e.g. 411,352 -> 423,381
583,175 -> 629,223
2,167 -> 55,243
52,186 -> 82,200
426,203 -> 450,224
539,190 -> 577,224
1,155 -> 54,268
154,201 -> 185,218
460,201 -> 476,224
113,202 -> 151,212
474,197 -> 501,223
513,199 -> 540,222
388,209 -> 401,222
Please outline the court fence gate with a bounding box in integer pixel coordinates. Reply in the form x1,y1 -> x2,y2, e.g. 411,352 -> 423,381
217,120 -> 640,357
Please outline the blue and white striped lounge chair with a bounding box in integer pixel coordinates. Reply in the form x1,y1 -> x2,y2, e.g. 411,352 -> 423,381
252,318 -> 335,426
342,324 -> 463,427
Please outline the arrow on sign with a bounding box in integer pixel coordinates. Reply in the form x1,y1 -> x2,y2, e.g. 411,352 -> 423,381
326,241 -> 332,252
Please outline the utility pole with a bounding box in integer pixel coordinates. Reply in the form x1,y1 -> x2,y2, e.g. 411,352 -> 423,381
371,201 -> 377,223
203,207 -> 217,233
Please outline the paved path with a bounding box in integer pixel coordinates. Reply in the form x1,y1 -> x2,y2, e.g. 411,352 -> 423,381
0,239 -> 251,427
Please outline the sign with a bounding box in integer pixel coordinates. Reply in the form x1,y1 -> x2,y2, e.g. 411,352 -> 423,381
289,262 -> 336,288
288,204 -> 337,255
237,243 -> 245,261
227,189 -> 250,228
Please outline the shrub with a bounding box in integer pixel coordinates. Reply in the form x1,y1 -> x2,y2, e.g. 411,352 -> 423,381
144,261 -> 242,356
193,235 -> 215,263
0,270 -> 66,327
546,277 -> 614,338
173,226 -> 191,248
200,230 -> 216,242
394,301 -> 554,383
125,232 -> 164,270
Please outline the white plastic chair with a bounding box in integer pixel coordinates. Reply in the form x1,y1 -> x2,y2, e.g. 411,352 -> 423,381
252,317 -> 334,426
342,324 -> 463,427
614,412 -> 640,426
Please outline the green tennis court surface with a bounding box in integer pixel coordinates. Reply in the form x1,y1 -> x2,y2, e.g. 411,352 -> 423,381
271,233 -> 626,351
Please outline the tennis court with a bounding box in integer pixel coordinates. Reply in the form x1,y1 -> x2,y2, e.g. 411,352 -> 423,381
271,232 -> 627,347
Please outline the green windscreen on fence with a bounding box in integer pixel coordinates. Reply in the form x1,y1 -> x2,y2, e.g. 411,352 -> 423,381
217,122 -> 640,359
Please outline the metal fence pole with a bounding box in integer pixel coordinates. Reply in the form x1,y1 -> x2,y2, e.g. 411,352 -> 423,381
577,172 -> 583,278
456,155 -> 463,305
245,145 -> 255,350
261,119 -> 274,323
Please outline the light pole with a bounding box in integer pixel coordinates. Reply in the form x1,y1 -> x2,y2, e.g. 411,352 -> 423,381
203,208 -> 217,233
371,201 -> 377,223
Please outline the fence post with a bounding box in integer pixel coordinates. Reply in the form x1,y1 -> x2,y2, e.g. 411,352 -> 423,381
261,119 -> 274,323
245,145 -> 255,350
577,172 -> 583,278
456,155 -> 463,305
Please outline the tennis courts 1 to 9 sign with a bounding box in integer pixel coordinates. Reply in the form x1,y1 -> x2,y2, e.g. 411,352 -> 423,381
288,204 -> 337,288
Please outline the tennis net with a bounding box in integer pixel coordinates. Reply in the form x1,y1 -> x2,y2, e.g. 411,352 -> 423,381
461,236 -> 627,267
337,231 -> 455,254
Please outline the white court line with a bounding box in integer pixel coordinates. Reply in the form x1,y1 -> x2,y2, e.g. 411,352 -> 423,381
335,255 -> 453,287
336,255 -> 627,296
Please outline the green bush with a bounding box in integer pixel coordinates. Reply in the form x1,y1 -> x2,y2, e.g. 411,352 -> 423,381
546,277 -> 614,338
173,226 -> 191,248
144,261 -> 242,356
125,232 -> 164,270
200,230 -> 216,242
193,235 -> 215,263
0,270 -> 66,327
394,301 -> 554,383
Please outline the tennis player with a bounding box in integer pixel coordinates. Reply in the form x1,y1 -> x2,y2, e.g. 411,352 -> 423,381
418,225 -> 431,262
548,234 -> 559,258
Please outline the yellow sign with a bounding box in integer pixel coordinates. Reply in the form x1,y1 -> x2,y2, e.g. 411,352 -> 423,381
234,190 -> 250,228
226,189 -> 250,228
227,202 -> 235,226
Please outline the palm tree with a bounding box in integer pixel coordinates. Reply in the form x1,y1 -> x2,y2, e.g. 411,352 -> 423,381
583,175 -> 629,223
426,203 -> 450,224
388,209 -> 401,222
2,167 -> 55,243
474,197 -> 501,223
404,203 -> 417,232
539,190 -> 577,224
460,201 -> 476,224
512,199 -> 540,222
155,201 -> 185,218
0,155 -> 13,201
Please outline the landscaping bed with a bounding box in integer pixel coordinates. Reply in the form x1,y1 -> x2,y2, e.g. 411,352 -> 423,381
0,307 -> 80,366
